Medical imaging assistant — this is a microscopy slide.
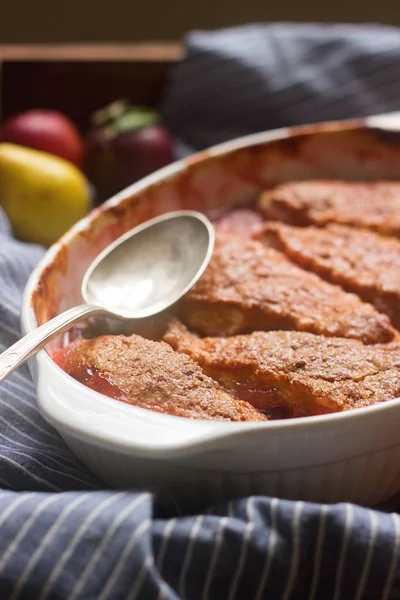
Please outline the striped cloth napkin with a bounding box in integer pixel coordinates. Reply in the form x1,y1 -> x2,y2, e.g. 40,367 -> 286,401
162,23 -> 400,150
1,23 -> 400,600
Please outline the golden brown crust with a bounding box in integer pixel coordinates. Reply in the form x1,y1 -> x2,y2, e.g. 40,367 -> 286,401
257,222 -> 400,329
258,181 -> 400,235
56,334 -> 266,422
163,319 -> 400,417
180,234 -> 397,343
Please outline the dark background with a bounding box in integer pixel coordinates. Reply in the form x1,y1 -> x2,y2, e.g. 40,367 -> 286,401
1,0 -> 400,42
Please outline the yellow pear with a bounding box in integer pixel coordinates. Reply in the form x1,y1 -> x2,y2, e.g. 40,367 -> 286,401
0,143 -> 91,246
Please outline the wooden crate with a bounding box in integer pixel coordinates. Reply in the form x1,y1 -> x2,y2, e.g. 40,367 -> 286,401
0,44 -> 182,131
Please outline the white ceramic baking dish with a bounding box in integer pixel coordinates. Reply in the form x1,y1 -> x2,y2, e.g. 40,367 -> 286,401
21,113 -> 400,511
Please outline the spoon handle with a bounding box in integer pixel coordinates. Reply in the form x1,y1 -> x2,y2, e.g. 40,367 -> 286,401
0,304 -> 105,383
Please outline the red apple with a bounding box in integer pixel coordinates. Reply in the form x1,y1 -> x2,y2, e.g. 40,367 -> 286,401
0,110 -> 84,167
84,100 -> 175,203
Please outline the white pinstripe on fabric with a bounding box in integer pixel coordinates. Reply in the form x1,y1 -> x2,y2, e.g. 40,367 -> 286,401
178,515 -> 204,599
156,518 -> 177,574
0,274 -> 21,302
0,396 -> 61,442
166,61 -> 289,114
0,414 -> 72,458
0,433 -> 96,480
185,27 -> 400,83
0,261 -> 23,299
0,418 -> 90,464
3,378 -> 38,401
0,423 -> 70,473
0,210 -> 11,234
38,492 -> 128,600
0,380 -> 36,406
354,510 -> 379,600
0,245 -> 40,274
0,493 -> 36,529
0,495 -> 61,572
98,519 -> 151,600
163,24 -> 400,151
8,370 -> 35,388
333,504 -> 354,600
168,65 -> 318,120
9,494 -> 91,600
69,494 -> 148,599
156,580 -> 172,600
0,363 -> 35,388
0,292 -> 20,314
297,57 -> 400,118
300,81 -> 400,123
0,383 -> 42,410
282,501 -> 304,600
0,445 -> 97,489
381,513 -> 400,600
254,498 -> 279,600
228,497 -> 255,600
127,555 -> 154,600
308,505 -> 329,600
0,431 -> 91,474
202,516 -> 229,600
0,454 -> 61,491
275,45 -> 400,102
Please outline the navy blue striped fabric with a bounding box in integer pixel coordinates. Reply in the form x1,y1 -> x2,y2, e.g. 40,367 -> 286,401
2,24 -> 400,599
162,23 -> 400,149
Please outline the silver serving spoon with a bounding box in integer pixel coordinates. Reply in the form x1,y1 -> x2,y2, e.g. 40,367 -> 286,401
0,210 -> 214,383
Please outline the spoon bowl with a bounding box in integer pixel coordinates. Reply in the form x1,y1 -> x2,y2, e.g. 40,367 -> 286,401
83,211 -> 214,319
0,210 -> 214,382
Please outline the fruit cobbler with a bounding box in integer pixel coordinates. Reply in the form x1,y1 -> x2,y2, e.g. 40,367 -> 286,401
53,181 -> 400,421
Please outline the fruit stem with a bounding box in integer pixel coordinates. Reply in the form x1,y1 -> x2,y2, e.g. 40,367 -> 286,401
91,99 -> 129,127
